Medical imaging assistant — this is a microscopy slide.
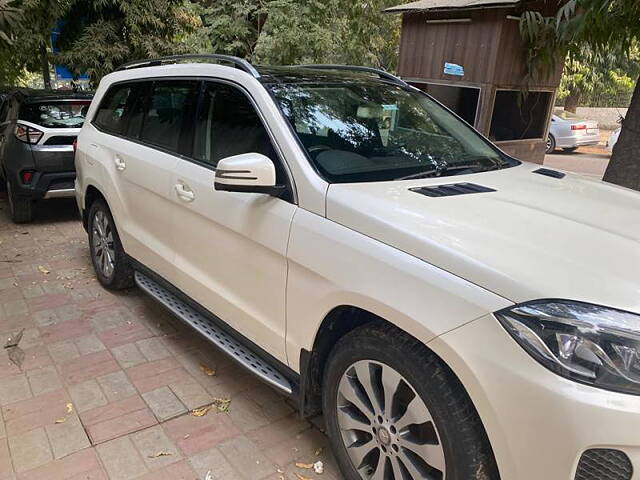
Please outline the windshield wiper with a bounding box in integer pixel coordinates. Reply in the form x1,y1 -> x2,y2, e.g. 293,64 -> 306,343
396,163 -> 486,181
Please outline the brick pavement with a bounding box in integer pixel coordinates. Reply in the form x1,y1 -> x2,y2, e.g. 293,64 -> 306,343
0,195 -> 340,480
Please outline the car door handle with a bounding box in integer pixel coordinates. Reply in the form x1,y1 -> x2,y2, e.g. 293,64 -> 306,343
114,156 -> 126,171
175,183 -> 195,202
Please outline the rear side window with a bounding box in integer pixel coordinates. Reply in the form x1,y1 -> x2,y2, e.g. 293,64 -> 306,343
94,84 -> 136,134
20,100 -> 91,129
140,80 -> 199,154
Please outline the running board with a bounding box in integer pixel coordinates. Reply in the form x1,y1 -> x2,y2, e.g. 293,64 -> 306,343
134,272 -> 293,394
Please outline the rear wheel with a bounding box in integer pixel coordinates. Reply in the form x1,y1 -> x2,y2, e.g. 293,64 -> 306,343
323,323 -> 499,480
545,134 -> 556,154
6,178 -> 33,223
88,199 -> 133,290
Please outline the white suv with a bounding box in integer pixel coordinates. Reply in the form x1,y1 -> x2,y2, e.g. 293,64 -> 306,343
76,55 -> 640,480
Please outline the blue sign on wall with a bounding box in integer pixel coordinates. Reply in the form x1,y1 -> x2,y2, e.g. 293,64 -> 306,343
51,21 -> 89,81
443,62 -> 464,77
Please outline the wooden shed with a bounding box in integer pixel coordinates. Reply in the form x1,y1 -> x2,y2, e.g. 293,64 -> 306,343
386,0 -> 563,163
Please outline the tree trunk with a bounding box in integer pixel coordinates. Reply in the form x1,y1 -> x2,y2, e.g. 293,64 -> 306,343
40,43 -> 51,90
603,78 -> 640,191
563,87 -> 581,113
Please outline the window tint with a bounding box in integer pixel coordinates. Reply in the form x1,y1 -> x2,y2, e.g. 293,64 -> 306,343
193,83 -> 277,167
94,85 -> 136,134
140,80 -> 199,154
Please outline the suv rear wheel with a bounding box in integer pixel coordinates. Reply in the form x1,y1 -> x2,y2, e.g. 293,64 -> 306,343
323,323 -> 499,480
6,178 -> 33,223
88,199 -> 133,289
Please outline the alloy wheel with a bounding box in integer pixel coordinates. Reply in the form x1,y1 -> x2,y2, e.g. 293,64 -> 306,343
337,360 -> 446,479
91,210 -> 116,279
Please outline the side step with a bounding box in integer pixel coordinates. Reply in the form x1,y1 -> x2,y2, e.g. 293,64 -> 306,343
134,272 -> 293,394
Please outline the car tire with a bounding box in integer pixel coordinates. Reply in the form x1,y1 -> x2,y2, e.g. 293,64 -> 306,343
6,178 -> 33,223
545,134 -> 556,154
563,147 -> 578,153
87,199 -> 134,290
323,323 -> 499,480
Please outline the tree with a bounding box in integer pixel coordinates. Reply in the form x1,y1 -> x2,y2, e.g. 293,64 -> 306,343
520,0 -> 640,190
54,0 -> 200,86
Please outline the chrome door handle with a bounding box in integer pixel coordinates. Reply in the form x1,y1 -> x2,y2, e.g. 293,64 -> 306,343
175,183 -> 195,202
114,156 -> 126,171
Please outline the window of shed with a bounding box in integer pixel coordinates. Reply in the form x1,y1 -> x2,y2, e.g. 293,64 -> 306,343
489,90 -> 552,141
411,82 -> 479,126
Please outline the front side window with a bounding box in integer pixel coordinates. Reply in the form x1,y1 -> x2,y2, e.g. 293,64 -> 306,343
140,80 -> 199,154
21,100 -> 91,129
269,81 -> 507,183
193,82 -> 277,167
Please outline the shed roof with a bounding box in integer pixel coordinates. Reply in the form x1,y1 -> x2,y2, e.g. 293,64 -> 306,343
385,0 -> 520,13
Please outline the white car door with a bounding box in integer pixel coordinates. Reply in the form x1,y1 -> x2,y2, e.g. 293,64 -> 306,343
170,80 -> 297,361
92,80 -> 199,282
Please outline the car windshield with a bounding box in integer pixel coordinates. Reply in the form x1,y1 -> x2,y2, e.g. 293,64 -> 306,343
269,80 -> 506,183
20,100 -> 91,129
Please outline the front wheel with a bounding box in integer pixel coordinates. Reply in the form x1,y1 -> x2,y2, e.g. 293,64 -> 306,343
323,323 -> 499,480
87,199 -> 133,290
545,134 -> 556,154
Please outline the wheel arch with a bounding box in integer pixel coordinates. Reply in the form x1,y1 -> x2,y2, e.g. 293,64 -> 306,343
82,184 -> 108,230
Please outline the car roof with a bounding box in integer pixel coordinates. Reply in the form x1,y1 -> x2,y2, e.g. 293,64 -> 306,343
9,88 -> 94,103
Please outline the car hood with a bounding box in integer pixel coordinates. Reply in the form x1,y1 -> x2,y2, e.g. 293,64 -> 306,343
326,163 -> 640,314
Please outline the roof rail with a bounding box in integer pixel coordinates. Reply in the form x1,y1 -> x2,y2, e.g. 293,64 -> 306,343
116,54 -> 260,78
296,64 -> 407,86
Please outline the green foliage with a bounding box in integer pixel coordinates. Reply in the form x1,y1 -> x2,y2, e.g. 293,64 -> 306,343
0,0 -> 23,46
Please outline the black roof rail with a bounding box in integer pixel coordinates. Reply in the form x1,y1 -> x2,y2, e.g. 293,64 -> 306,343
296,64 -> 408,86
115,54 -> 260,78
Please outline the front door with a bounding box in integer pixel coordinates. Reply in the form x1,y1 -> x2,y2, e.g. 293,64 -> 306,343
170,81 -> 297,362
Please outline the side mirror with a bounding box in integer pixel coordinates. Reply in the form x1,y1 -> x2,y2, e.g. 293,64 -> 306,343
214,153 -> 285,196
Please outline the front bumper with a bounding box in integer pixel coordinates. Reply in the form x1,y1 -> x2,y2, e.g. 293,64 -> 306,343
429,313 -> 640,480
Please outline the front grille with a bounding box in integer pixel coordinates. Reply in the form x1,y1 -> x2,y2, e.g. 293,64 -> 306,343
410,182 -> 496,198
575,449 -> 633,480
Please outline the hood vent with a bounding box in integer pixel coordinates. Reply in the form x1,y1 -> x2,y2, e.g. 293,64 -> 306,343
532,168 -> 565,179
410,183 -> 496,198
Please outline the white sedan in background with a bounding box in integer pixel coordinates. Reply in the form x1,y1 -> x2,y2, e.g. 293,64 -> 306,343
547,110 -> 600,153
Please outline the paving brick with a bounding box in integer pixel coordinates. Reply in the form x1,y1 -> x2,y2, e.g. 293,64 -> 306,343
2,389 -> 70,423
89,309 -> 136,332
60,350 -> 119,385
0,375 -> 31,406
188,446 -> 240,479
41,318 -> 93,345
15,328 -> 41,350
44,415 -> 90,459
246,414 -> 312,451
142,387 -> 186,421
26,294 -> 70,314
132,367 -> 193,394
26,366 -> 62,397
7,428 -> 52,473
134,460 -> 197,480
0,415 -> 5,439
85,407 -> 157,445
226,394 -> 271,433
163,411 -> 241,456
2,300 -> 27,316
80,395 -> 148,427
69,380 -> 108,413
98,323 -> 154,349
218,435 -> 274,479
75,334 -> 106,356
169,380 -> 212,410
136,337 -> 171,362
18,346 -> 52,372
111,343 -> 147,369
130,425 -> 181,470
96,436 -> 148,480
96,371 -> 136,403
21,285 -> 44,299
16,448 -> 105,480
47,340 -> 80,364
0,438 -> 13,480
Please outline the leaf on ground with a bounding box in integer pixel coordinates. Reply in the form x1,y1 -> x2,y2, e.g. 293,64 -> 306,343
191,406 -> 211,417
204,470 -> 213,480
313,461 -> 324,474
37,265 -> 50,274
7,346 -> 24,368
295,463 -> 313,469
148,451 -> 172,458
199,363 -> 216,376
66,403 -> 74,414
4,328 -> 24,348
55,418 -> 66,424
212,397 -> 231,413
314,448 -> 323,456
295,474 -> 312,480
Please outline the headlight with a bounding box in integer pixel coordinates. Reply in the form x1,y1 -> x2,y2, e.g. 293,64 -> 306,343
495,300 -> 640,395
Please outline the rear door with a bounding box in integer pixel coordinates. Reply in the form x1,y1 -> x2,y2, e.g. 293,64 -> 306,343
91,79 -> 199,282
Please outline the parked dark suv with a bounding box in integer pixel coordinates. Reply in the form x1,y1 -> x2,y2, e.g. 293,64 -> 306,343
0,89 -> 93,222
